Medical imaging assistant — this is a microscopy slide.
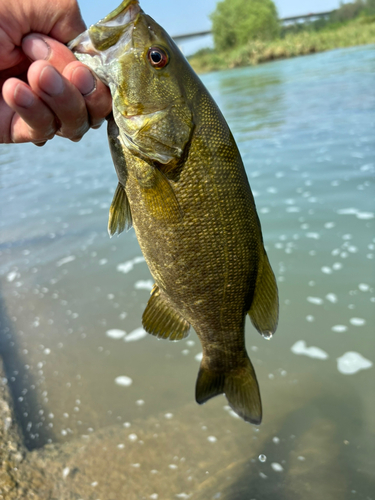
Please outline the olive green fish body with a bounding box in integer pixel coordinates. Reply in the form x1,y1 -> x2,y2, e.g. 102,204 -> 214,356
69,0 -> 278,424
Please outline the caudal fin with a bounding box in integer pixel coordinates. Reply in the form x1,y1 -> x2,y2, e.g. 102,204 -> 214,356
195,354 -> 262,424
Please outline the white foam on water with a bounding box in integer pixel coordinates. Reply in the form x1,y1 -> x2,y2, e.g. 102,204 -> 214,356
229,410 -> 240,419
356,212 -> 374,220
117,256 -> 145,274
62,467 -> 70,479
271,463 -> 284,472
337,352 -> 373,374
6,271 -> 18,282
321,266 -> 332,274
99,258 -> 108,265
347,245 -> 358,253
56,255 -> 76,267
272,437 -> 280,444
106,329 -> 126,339
134,280 -> 153,290
306,232 -> 320,239
124,327 -> 147,342
337,208 -> 358,215
307,296 -> 323,305
306,315 -> 315,322
332,262 -> 343,271
350,317 -> 366,326
128,433 -> 138,441
358,283 -> 370,292
326,293 -> 338,303
331,325 -> 347,333
291,340 -> 328,360
115,376 -> 133,387
207,436 -> 217,443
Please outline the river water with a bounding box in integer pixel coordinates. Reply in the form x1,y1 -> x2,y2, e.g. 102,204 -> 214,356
0,45 -> 374,499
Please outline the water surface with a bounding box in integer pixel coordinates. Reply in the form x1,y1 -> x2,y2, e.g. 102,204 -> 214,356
0,45 -> 374,499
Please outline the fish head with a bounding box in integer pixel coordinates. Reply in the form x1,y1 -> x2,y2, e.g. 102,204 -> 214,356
69,0 -> 195,163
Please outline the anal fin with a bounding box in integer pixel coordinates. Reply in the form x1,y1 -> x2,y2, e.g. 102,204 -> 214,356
248,252 -> 279,338
142,286 -> 190,341
108,182 -> 132,237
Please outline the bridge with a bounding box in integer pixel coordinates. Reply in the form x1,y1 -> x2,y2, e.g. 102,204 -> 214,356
172,10 -> 335,42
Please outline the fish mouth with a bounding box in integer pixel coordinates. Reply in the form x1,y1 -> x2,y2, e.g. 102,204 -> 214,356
68,0 -> 141,55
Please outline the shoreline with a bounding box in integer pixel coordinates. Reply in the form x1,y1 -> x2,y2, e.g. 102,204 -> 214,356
188,19 -> 375,73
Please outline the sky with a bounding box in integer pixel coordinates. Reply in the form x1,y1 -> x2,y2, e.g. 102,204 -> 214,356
77,0 -> 351,54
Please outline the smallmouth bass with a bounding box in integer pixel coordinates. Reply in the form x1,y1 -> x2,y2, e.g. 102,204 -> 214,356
69,0 -> 278,424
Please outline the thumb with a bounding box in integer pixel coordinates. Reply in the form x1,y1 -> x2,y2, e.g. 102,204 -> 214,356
22,34 -> 79,74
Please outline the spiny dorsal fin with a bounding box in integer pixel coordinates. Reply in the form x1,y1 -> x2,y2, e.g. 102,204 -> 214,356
140,167 -> 183,224
248,252 -> 279,337
108,182 -> 132,237
196,354 -> 262,425
142,286 -> 190,341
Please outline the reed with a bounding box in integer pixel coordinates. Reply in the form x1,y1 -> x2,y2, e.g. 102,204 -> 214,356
188,18 -> 375,73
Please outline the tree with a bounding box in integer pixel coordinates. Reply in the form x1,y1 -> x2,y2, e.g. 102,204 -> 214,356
211,0 -> 280,51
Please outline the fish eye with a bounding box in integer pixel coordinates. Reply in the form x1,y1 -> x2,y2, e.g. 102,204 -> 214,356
147,47 -> 169,69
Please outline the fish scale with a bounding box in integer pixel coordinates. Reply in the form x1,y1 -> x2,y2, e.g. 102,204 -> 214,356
69,0 -> 278,424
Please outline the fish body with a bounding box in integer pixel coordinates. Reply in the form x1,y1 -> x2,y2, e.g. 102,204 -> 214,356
69,0 -> 278,424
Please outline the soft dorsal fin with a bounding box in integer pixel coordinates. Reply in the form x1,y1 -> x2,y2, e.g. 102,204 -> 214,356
142,286 -> 190,341
108,182 -> 132,236
248,252 -> 279,337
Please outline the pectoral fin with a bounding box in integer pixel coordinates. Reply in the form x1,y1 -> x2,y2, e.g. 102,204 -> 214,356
108,182 -> 132,237
142,286 -> 190,341
139,166 -> 183,224
248,253 -> 279,337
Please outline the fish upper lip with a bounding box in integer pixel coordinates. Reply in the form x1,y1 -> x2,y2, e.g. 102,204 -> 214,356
97,0 -> 141,27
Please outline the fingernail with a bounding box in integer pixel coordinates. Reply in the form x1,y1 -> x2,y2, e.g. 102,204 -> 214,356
71,66 -> 96,96
39,66 -> 64,96
14,84 -> 35,108
22,35 -> 50,60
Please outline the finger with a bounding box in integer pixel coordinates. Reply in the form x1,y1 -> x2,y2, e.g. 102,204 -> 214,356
2,78 -> 57,144
22,34 -> 78,74
63,61 -> 112,129
27,60 -> 90,142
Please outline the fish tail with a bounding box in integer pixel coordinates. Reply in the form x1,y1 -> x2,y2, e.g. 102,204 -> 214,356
195,353 -> 262,424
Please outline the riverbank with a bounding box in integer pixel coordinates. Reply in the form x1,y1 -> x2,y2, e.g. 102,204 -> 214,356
188,17 -> 375,73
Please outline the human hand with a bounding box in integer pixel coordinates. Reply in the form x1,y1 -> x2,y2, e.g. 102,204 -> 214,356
0,0 -> 112,145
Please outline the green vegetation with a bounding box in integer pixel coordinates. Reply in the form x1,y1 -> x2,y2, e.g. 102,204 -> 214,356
211,0 -> 279,51
188,0 -> 375,73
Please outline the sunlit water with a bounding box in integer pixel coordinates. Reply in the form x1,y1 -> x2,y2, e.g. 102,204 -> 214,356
0,46 -> 374,499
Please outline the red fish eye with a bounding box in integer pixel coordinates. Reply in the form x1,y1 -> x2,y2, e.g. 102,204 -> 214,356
147,47 -> 169,69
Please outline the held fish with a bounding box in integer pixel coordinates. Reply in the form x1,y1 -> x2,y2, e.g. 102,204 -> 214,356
69,0 -> 278,424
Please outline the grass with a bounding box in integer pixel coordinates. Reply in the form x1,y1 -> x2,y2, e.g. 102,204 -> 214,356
188,17 -> 375,73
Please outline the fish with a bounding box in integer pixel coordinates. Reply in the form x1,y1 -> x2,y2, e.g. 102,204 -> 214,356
69,0 -> 278,424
